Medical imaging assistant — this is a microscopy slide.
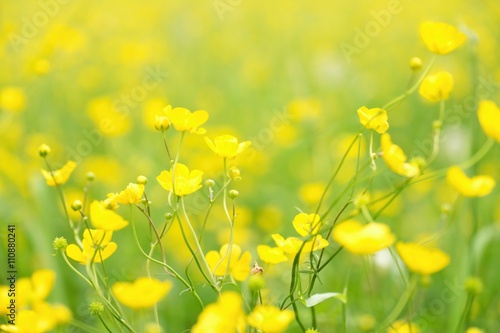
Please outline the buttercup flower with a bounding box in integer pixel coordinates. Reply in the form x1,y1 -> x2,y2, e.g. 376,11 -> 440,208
114,183 -> 145,204
465,328 -> 484,333
156,163 -> 203,197
90,200 -> 129,231
272,234 -> 329,255
387,320 -> 421,333
357,106 -> 389,134
420,21 -> 466,55
446,166 -> 495,197
396,242 -> 450,275
247,305 -> 295,333
206,244 -> 251,281
477,100 -> 500,142
40,160 -> 76,186
112,277 -> 172,309
191,291 -> 246,333
66,229 -> 117,264
419,71 -> 454,102
0,86 -> 26,113
204,134 -> 251,159
292,212 -> 321,237
332,220 -> 395,255
381,133 -> 420,178
163,105 -> 208,134
257,245 -> 288,264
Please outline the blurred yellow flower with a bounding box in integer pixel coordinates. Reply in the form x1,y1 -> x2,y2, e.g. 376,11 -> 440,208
465,327 -> 484,333
157,163 -> 203,197
446,166 -> 495,197
163,105 -> 208,134
332,220 -> 395,255
66,229 -> 117,264
206,244 -> 251,281
420,21 -> 466,55
87,97 -> 131,137
191,291 -> 246,333
306,329 -> 320,333
272,234 -> 329,255
112,277 -> 172,309
477,100 -> 500,142
396,242 -> 450,275
387,320 -> 420,333
90,200 -> 129,231
40,160 -> 76,186
419,71 -> 454,102
257,245 -> 288,264
381,133 -> 420,178
292,213 -> 321,237
0,310 -> 51,333
15,269 -> 55,308
204,134 -> 251,159
247,305 -> 295,333
357,106 -> 389,134
114,183 -> 145,204
0,87 -> 26,113
299,182 -> 325,205
288,98 -> 321,121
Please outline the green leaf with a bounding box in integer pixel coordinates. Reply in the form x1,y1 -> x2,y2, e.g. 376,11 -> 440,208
305,292 -> 347,307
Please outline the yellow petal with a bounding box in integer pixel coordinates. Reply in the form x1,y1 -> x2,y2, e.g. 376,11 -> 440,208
90,200 -> 128,231
477,100 -> 500,142
446,166 -> 495,197
257,245 -> 288,264
420,21 -> 466,55
333,220 -> 395,255
396,242 -> 450,275
112,277 -> 172,309
419,71 -> 454,102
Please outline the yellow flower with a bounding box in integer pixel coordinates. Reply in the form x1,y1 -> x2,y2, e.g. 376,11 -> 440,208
446,166 -> 495,197
40,160 -> 76,186
292,213 -> 321,237
419,71 -> 454,102
306,329 -> 320,333
396,242 -> 450,275
272,234 -> 329,255
206,244 -> 252,281
333,220 -> 395,255
0,87 -> 26,113
477,100 -> 500,142
420,21 -> 466,55
0,310 -> 51,333
387,320 -> 421,333
381,134 -> 420,178
247,305 -> 295,333
257,245 -> 288,264
90,200 -> 129,231
87,97 -> 131,137
66,229 -> 117,264
114,183 -> 145,204
15,269 -> 55,308
299,182 -> 325,205
204,134 -> 251,159
156,163 -> 203,197
163,105 -> 208,134
192,291 -> 246,333
357,106 -> 389,134
112,277 -> 172,309
465,327 -> 485,333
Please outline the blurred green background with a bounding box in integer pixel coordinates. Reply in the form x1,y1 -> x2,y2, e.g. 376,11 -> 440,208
1,0 -> 500,332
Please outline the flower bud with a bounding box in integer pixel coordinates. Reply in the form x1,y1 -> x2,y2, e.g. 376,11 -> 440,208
154,115 -> 170,132
164,212 -> 173,220
228,190 -> 239,199
137,175 -> 148,185
410,57 -> 422,70
53,237 -> 68,251
465,277 -> 483,295
89,301 -> 104,316
38,144 -> 51,157
248,275 -> 265,292
433,120 -> 443,130
205,179 -> 215,187
228,166 -> 242,180
86,172 -> 95,182
71,200 -> 83,211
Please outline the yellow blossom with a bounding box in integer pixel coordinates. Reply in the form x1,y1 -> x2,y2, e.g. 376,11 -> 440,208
66,229 -> 117,264
292,213 -> 321,237
114,183 -> 145,204
299,182 -> 325,205
112,277 -> 172,309
90,200 -> 129,231
0,87 -> 26,113
156,163 -> 203,197
257,245 -> 288,264
163,105 -> 208,134
191,291 -> 246,333
446,166 -> 495,197
204,134 -> 251,159
0,310 -> 51,333
15,269 -> 55,308
419,21 -> 466,55
40,160 -> 76,186
357,106 -> 389,134
387,320 -> 421,333
247,305 -> 295,333
272,234 -> 329,255
381,133 -> 420,178
333,220 -> 395,255
465,327 -> 484,333
396,242 -> 450,275
87,97 -> 131,137
206,244 -> 252,281
477,100 -> 500,142
419,71 -> 454,102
